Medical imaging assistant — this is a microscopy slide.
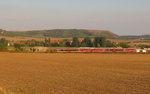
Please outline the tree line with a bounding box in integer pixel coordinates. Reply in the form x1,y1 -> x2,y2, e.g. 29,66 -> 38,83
0,37 -> 131,51
13,37 -> 130,48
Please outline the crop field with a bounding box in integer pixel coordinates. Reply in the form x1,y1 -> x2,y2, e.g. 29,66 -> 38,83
0,53 -> 150,94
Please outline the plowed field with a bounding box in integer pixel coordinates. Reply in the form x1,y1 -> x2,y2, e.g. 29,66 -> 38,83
0,53 -> 150,94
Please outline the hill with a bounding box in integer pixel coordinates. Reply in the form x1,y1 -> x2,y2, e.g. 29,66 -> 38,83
120,35 -> 150,40
0,29 -> 118,38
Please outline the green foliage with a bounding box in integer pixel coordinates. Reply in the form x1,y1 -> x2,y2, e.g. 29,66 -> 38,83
71,37 -> 80,47
25,40 -> 35,47
51,43 -> 59,47
10,37 -> 120,51
44,38 -> 51,47
118,43 -> 130,48
93,37 -> 106,47
105,40 -> 117,47
136,44 -> 147,49
81,42 -> 87,47
65,41 -> 71,47
0,38 -> 8,50
59,40 -> 70,47
81,37 -> 93,47
14,43 -> 25,51
99,37 -> 106,47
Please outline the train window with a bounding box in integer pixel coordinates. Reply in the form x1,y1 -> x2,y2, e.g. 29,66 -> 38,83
105,49 -> 113,51
126,49 -> 135,50
80,49 -> 89,50
70,49 -> 79,51
115,49 -> 123,51
61,49 -> 68,51
94,49 -> 104,50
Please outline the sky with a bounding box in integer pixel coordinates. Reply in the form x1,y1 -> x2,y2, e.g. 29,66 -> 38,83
0,0 -> 150,35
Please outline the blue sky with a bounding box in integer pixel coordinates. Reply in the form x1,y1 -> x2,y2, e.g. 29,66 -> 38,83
0,0 -> 150,35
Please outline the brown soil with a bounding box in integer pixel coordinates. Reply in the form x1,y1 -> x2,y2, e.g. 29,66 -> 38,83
0,53 -> 150,94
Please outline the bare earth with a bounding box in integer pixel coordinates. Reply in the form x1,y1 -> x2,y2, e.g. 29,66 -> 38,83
0,53 -> 150,94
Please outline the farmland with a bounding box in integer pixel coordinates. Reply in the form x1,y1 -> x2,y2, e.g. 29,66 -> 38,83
0,53 -> 150,94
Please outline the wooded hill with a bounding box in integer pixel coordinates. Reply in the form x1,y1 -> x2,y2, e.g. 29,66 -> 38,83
0,29 -> 118,38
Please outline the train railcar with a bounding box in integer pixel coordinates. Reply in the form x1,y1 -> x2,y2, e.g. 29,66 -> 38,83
79,48 -> 92,53
90,48 -> 137,53
56,48 -> 80,53
123,48 -> 137,53
55,48 -> 137,53
91,48 -> 105,52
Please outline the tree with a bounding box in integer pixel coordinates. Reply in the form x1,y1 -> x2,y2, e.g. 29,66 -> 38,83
51,43 -> 59,47
99,37 -> 106,47
14,43 -> 25,51
93,37 -> 100,47
65,41 -> 71,47
44,38 -> 51,47
59,39 -> 71,47
137,44 -> 147,49
105,40 -> 117,47
26,39 -> 36,47
118,43 -> 130,48
93,37 -> 106,47
81,42 -> 87,47
36,41 -> 44,46
71,37 -> 80,47
81,37 -> 93,47
0,38 -> 8,50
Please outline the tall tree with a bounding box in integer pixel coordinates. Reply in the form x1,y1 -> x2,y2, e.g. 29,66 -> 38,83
0,38 -> 8,50
59,40 -> 67,47
44,38 -> 51,47
99,37 -> 106,47
71,37 -> 80,47
66,41 -> 71,47
81,37 -> 93,47
93,37 -> 100,47
118,43 -> 130,48
105,40 -> 117,47
93,37 -> 106,47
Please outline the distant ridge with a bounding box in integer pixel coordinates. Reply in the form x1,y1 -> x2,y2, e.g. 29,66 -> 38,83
121,34 -> 150,40
0,29 -> 118,38
88,30 -> 118,37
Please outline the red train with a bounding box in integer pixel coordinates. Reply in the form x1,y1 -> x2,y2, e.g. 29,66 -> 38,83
55,48 -> 137,53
